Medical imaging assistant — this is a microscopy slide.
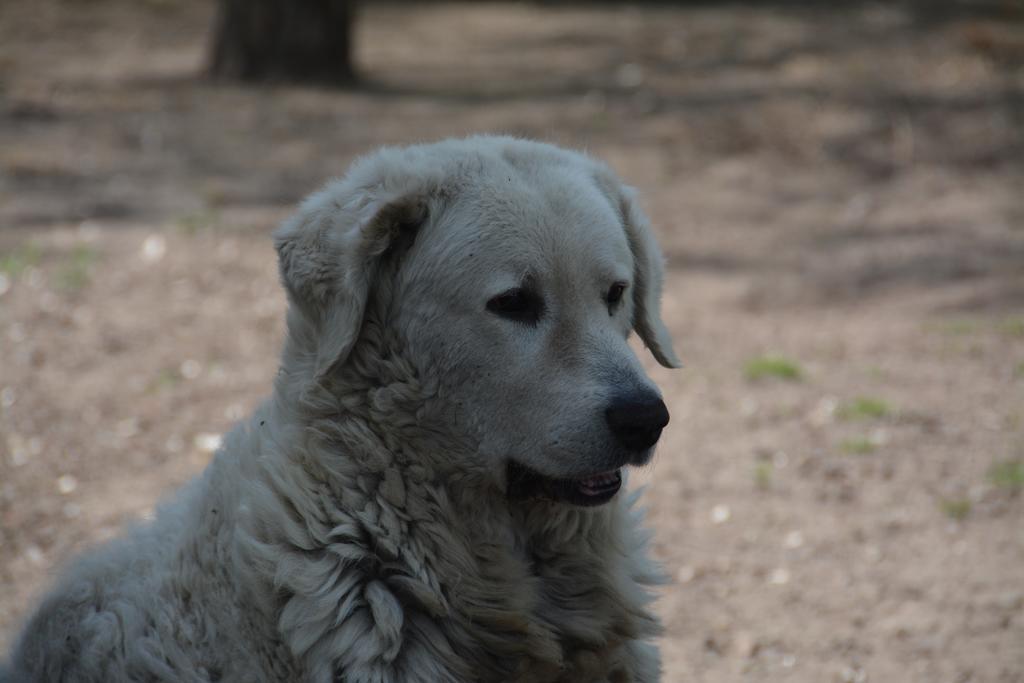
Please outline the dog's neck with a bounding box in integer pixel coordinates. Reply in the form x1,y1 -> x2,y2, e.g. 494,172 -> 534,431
276,309 -> 496,479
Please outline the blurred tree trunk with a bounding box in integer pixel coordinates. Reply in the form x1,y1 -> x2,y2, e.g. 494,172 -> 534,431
208,0 -> 356,84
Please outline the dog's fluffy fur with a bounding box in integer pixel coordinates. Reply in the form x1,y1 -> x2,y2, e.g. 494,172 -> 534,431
4,136 -> 680,682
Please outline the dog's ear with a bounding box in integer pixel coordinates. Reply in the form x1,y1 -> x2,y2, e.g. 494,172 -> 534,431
594,170 -> 681,369
274,177 -> 429,381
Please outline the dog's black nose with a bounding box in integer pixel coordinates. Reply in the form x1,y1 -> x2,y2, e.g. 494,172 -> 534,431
605,394 -> 670,452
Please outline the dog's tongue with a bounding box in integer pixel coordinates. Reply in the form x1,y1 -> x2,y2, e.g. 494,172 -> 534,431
578,469 -> 622,496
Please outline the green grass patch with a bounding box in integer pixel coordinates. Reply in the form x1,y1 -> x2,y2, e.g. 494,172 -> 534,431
999,318 -> 1024,338
0,243 -> 42,278
838,397 -> 891,420
744,356 -> 803,381
55,246 -> 97,292
174,209 -> 221,235
1016,362 -> 1024,378
933,318 -> 1024,339
940,498 -> 971,521
840,437 -> 877,455
989,459 -> 1024,491
147,367 -> 181,394
934,319 -> 981,336
753,461 -> 773,490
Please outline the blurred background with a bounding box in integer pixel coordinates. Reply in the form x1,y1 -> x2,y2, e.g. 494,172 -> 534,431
1,0 -> 1022,680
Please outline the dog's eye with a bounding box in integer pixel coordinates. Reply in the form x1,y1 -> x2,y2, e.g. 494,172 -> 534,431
606,282 -> 627,312
487,287 -> 544,325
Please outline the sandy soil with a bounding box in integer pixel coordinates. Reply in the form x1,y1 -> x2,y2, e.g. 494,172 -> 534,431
1,1 -> 1023,681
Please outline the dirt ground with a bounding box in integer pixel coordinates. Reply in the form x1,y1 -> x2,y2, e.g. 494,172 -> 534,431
1,1 -> 1023,680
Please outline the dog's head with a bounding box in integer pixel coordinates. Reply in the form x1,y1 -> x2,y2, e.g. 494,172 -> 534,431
274,137 -> 680,506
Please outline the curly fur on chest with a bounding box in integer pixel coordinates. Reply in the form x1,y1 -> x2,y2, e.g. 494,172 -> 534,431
226,336 -> 663,683
235,457 -> 661,682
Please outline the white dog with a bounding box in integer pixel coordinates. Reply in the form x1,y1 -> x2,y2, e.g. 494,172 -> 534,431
4,136 -> 680,682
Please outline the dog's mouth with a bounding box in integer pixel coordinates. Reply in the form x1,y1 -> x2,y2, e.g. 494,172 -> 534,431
506,461 -> 623,507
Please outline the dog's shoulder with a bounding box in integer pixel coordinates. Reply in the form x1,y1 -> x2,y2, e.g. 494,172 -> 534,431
7,529 -> 160,680
6,447 -> 273,682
